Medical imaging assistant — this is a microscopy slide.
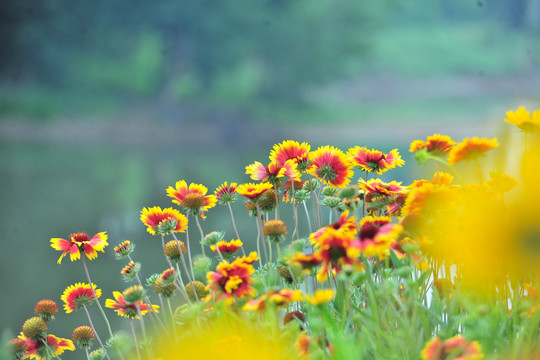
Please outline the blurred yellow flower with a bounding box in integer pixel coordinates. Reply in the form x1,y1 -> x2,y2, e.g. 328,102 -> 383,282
504,106 -> 540,133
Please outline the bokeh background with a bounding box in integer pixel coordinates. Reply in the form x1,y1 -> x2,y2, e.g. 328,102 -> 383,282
1,1 -> 539,358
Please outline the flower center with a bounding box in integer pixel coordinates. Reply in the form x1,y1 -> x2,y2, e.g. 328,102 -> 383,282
182,193 -> 206,208
70,232 -> 90,243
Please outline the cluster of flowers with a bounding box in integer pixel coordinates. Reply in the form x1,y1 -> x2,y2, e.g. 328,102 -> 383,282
6,106 -> 540,360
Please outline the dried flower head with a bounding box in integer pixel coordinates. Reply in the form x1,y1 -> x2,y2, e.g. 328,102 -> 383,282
72,325 -> 95,348
22,317 -> 48,339
34,299 -> 58,321
185,281 -> 208,302
163,240 -> 187,262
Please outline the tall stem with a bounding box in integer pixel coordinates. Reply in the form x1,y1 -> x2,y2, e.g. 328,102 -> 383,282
82,305 -> 112,360
256,203 -> 269,264
184,213 -> 195,278
81,257 -> 114,338
291,184 -> 299,241
171,232 -> 199,302
274,184 -> 280,220
227,203 -> 246,255
302,201 -> 313,234
130,319 -> 141,360
194,215 -> 206,257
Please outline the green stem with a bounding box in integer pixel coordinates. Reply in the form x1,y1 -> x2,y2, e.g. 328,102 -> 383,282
170,232 -> 198,302
184,213 -> 195,278
227,203 -> 246,256
130,319 -> 141,360
256,203 -> 269,264
302,201 -> 313,234
194,215 -> 206,257
82,305 -> 112,360
81,257 -> 114,338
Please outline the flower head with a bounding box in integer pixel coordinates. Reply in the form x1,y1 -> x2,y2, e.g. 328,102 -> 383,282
166,180 -> 217,218
348,147 -> 404,174
308,146 -> 353,188
18,333 -> 75,360
206,253 -> 259,303
410,134 -> 455,156
421,335 -> 483,360
357,216 -> 402,259
22,317 -> 47,340
50,232 -> 108,264
105,288 -> 158,319
243,289 -> 303,312
6,337 -> 27,359
210,239 -> 243,258
140,206 -> 188,235
246,159 -> 300,184
214,182 -> 238,205
34,300 -> 58,322
163,240 -> 187,262
447,137 -> 499,165
263,220 -> 288,244
359,179 -> 406,196
236,182 -> 273,201
114,240 -> 135,259
305,289 -> 335,305
121,261 -> 140,281
270,140 -> 311,171
504,106 -> 540,133
61,283 -> 101,313
185,281 -> 208,302
72,325 -> 95,349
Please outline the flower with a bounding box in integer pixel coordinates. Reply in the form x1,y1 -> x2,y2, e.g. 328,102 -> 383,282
447,137 -> 499,165
409,134 -> 456,156
105,288 -> 159,319
210,239 -> 243,258
166,180 -> 217,218
421,335 -> 483,360
246,159 -> 300,184
263,220 -> 288,243
22,317 -> 47,339
140,206 -> 188,235
72,325 -> 95,348
270,140 -> 311,171
504,106 -> 540,133
206,253 -> 259,303
50,232 -> 108,264
153,269 -> 178,297
308,146 -> 353,188
185,281 -> 208,302
18,333 -> 75,360
486,171 -> 518,195
214,182 -> 238,205
348,147 -> 404,174
114,240 -> 135,259
289,252 -> 323,271
359,179 -> 407,196
283,310 -> 306,325
6,337 -> 27,359
411,172 -> 454,188
34,300 -> 58,321
243,289 -> 303,312
236,182 -> 273,200
278,264 -> 303,284
163,240 -> 187,262
121,261 -> 140,281
356,216 -> 402,259
305,289 -> 335,305
61,283 -> 101,313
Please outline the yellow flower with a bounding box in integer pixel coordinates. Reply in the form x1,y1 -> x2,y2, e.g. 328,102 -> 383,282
447,137 -> 499,165
305,289 -> 335,305
504,106 -> 540,133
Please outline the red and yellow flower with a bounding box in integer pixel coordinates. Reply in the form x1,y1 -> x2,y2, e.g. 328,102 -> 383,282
50,232 -> 108,265
61,283 -> 101,313
206,252 -> 259,303
236,182 -> 273,200
356,216 -> 402,259
411,172 -> 454,188
504,106 -> 540,133
114,240 -> 134,259
348,147 -> 404,174
269,140 -> 311,171
421,335 -> 483,360
310,211 -> 356,245
359,179 -> 407,196
210,239 -> 243,257
447,137 -> 499,165
105,288 -> 159,319
18,333 -> 75,360
140,206 -> 188,235
308,146 -> 353,188
246,159 -> 300,183
409,134 -> 455,156
166,180 -> 217,218
214,181 -> 238,204
243,289 -> 303,312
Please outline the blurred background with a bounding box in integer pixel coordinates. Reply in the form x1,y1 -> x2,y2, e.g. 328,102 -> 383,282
1,0 -> 539,358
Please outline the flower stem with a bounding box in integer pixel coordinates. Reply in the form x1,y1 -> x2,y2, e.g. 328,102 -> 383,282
82,305 -> 112,360
227,203 -> 246,255
194,215 -> 206,257
171,232 -> 199,302
184,213 -> 195,278
81,257 -> 114,338
302,201 -> 313,234
130,319 -> 141,360
256,203 -> 269,264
